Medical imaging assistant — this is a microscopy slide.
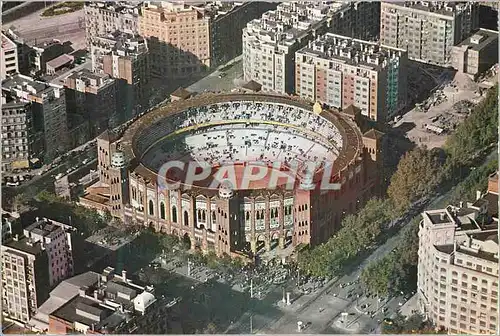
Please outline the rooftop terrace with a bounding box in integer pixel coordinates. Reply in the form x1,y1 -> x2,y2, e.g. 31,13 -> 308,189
297,33 -> 407,70
384,1 -> 475,17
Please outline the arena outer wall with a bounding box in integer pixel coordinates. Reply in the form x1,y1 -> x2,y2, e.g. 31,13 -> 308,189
80,92 -> 384,260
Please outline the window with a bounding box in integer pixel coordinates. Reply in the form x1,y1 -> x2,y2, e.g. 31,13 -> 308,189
160,202 -> 166,220
149,200 -> 154,216
172,206 -> 178,223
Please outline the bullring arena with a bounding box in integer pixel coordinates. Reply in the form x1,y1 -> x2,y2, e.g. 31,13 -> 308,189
81,92 -> 383,260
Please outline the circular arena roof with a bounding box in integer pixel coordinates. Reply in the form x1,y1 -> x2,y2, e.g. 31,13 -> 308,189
120,93 -> 364,193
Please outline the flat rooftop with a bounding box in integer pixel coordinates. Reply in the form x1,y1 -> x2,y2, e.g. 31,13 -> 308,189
297,33 -> 406,70
427,211 -> 453,225
47,54 -> 74,69
455,28 -> 499,52
3,236 -> 44,255
384,1 -> 474,17
456,244 -> 498,263
50,295 -> 122,332
2,74 -> 48,94
86,1 -> 141,15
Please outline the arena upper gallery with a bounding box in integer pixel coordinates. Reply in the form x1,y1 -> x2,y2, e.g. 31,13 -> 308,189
82,92 -> 384,259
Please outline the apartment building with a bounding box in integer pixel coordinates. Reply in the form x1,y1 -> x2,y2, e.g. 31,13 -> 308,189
2,74 -> 69,162
31,40 -> 69,75
208,2 -> 278,67
139,1 -> 211,78
91,31 -> 150,120
84,1 -> 141,48
242,2 -> 381,95
329,1 -> 381,42
3,29 -> 32,76
1,210 -> 15,241
295,33 -> 408,121
451,28 -> 498,79
242,2 -> 335,94
380,1 -> 479,67
1,32 -> 19,80
2,218 -> 76,324
418,172 -> 499,334
47,267 -> 156,334
23,218 -> 76,285
1,99 -> 44,173
2,236 -> 50,323
64,69 -> 119,140
139,1 -> 277,78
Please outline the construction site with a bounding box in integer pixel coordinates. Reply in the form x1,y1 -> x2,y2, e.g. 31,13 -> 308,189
394,64 -> 497,149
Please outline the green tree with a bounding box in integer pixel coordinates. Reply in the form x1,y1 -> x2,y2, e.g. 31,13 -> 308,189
37,190 -> 62,203
445,85 -> 498,166
206,250 -> 219,269
387,146 -> 441,215
360,256 -> 393,296
297,198 -> 391,277
12,193 -> 29,213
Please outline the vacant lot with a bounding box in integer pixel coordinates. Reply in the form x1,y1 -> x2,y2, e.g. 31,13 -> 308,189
3,5 -> 85,51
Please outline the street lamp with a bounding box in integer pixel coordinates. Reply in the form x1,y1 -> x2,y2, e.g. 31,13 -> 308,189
250,278 -> 253,298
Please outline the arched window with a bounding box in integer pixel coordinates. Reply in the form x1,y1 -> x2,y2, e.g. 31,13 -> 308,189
212,211 -> 216,223
256,211 -> 260,220
172,206 -> 178,223
246,211 -> 250,221
202,210 -> 206,222
184,211 -> 189,226
160,202 -> 166,220
148,200 -> 154,216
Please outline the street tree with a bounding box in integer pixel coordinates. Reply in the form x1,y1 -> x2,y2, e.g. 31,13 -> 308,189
387,146 -> 441,215
445,84 -> 498,166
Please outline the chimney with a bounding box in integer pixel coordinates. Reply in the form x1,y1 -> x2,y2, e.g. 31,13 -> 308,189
459,201 -> 464,208
79,288 -> 86,297
13,234 -> 19,241
440,213 -> 446,221
122,270 -> 127,282
35,217 -> 39,222
94,290 -> 99,300
476,190 -> 482,200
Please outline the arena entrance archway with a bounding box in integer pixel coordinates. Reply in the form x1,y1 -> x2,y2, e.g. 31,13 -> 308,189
285,230 -> 293,248
256,235 -> 266,255
270,232 -> 280,250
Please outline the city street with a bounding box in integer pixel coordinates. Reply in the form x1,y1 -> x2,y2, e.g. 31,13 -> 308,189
187,56 -> 243,93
